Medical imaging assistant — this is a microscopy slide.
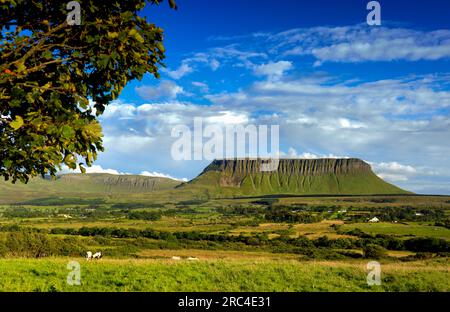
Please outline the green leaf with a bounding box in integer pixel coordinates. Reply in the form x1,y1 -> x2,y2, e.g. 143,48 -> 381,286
128,28 -> 137,37
156,42 -> 165,53
61,125 -> 75,139
15,61 -> 26,73
98,54 -> 111,69
3,160 -> 12,169
64,154 -> 77,169
107,32 -> 119,39
168,0 -> 178,9
10,116 -> 24,130
134,32 -> 145,43
79,164 -> 86,174
42,50 -> 52,59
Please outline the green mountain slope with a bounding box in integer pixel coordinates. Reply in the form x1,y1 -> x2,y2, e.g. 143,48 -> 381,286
0,173 -> 181,203
181,158 -> 410,196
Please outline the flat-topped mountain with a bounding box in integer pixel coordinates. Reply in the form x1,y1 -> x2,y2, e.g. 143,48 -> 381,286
183,158 -> 409,195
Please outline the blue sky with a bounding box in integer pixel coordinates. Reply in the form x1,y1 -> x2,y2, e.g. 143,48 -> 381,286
83,0 -> 450,194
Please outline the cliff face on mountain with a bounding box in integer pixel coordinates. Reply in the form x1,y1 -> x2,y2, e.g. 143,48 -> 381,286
187,158 -> 409,195
57,174 -> 180,192
0,173 -> 182,203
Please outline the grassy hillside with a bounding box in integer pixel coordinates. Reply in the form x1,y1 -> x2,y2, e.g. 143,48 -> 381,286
183,162 -> 409,197
0,174 -> 181,203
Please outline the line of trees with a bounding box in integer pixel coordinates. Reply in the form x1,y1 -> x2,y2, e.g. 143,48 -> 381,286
0,230 -> 85,258
48,226 -> 450,254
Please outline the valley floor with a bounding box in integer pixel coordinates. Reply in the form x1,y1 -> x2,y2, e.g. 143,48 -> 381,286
0,256 -> 448,292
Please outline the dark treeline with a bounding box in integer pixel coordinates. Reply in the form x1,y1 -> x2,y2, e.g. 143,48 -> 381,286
0,225 -> 448,259
215,205 -> 324,223
176,199 -> 208,206
111,203 -> 164,209
345,206 -> 447,223
2,204 -> 200,221
48,226 -> 450,254
2,206 -> 51,218
264,206 -> 324,223
217,206 -> 265,216
0,229 -> 85,258
19,197 -> 105,206
127,210 -> 162,221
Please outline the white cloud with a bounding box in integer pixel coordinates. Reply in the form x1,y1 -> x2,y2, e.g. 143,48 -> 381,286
59,164 -> 127,175
140,171 -> 187,182
165,63 -> 194,79
210,59 -> 220,71
135,80 -> 184,100
370,161 -> 441,184
253,61 -> 293,80
206,111 -> 249,125
285,148 -> 349,159
103,135 -> 154,154
59,164 -> 186,182
191,81 -> 209,93
84,165 -> 124,175
338,118 -> 366,129
372,162 -> 417,182
102,101 -> 136,119
271,25 -> 450,64
191,45 -> 267,70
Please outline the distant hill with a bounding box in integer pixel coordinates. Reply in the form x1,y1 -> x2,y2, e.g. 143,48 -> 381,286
0,173 -> 181,203
180,158 -> 410,196
0,159 -> 411,203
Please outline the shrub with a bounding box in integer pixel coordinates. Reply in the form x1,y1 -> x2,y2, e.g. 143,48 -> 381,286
363,244 -> 387,259
404,237 -> 449,253
0,230 -> 85,258
128,210 -> 162,221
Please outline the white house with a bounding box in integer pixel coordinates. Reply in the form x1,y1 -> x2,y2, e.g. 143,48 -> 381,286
368,217 -> 380,223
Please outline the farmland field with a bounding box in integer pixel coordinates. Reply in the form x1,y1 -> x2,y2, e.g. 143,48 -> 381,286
341,222 -> 450,239
0,258 -> 448,292
0,194 -> 449,292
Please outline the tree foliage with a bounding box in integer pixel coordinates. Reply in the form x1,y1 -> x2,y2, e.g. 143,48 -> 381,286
0,0 -> 176,182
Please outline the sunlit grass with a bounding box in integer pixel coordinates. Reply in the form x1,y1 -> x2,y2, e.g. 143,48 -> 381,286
0,258 -> 447,292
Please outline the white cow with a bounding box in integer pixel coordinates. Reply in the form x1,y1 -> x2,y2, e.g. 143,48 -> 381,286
187,257 -> 199,261
92,252 -> 102,259
86,251 -> 93,260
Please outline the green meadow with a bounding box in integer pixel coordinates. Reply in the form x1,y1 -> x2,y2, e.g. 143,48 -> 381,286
0,258 -> 447,292
341,222 -> 450,240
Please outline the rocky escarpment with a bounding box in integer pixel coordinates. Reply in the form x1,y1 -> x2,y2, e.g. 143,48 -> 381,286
203,158 -> 371,176
56,173 -> 181,192
187,158 -> 409,195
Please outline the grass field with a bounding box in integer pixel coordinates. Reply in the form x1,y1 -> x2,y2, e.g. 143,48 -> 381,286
342,222 -> 450,239
0,258 -> 448,292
